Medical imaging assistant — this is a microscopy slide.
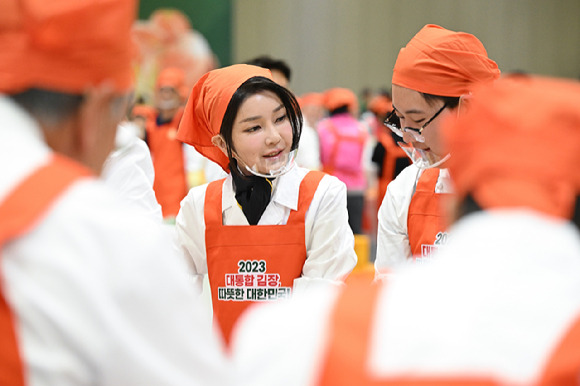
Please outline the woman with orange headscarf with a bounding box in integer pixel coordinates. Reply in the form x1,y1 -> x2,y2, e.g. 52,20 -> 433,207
375,24 -> 500,276
175,64 -> 357,344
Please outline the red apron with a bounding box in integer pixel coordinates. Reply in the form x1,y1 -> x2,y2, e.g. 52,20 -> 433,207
146,108 -> 188,218
0,156 -> 89,386
204,171 -> 324,344
407,168 -> 450,260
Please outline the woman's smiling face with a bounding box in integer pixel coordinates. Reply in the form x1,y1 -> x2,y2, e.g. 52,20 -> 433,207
229,90 -> 293,175
391,84 -> 452,157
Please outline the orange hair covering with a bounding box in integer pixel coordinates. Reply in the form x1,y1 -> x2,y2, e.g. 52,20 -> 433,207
156,67 -> 188,100
0,0 -> 136,94
299,92 -> 324,108
368,95 -> 393,116
442,75 -> 580,219
177,64 -> 273,172
393,24 -> 500,97
323,88 -> 358,113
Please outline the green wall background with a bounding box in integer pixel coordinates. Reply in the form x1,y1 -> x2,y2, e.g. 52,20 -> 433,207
138,0 -> 232,67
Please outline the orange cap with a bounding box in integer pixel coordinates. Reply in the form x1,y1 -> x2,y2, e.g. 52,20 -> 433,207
156,67 -> 185,90
0,0 -> 137,94
299,92 -> 324,107
442,75 -> 580,219
323,88 -> 358,113
176,64 -> 273,172
368,95 -> 393,116
392,24 -> 500,97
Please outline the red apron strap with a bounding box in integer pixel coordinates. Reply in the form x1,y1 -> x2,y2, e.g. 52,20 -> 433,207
287,171 -> 325,223
538,313 -> 580,385
0,155 -> 90,386
203,178 -> 226,226
317,272 -> 381,386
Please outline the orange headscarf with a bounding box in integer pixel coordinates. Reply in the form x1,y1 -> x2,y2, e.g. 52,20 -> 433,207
0,0 -> 136,94
299,92 -> 324,108
392,24 -> 500,97
442,75 -> 580,219
323,88 -> 358,113
368,95 -> 393,116
177,64 -> 273,172
156,67 -> 188,100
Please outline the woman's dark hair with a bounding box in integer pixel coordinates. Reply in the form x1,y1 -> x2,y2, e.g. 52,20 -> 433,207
10,88 -> 85,128
421,92 -> 460,109
219,76 -> 302,163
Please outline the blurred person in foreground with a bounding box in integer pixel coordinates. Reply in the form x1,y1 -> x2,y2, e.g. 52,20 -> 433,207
0,1 -> 228,385
375,24 -> 500,273
231,74 -> 580,385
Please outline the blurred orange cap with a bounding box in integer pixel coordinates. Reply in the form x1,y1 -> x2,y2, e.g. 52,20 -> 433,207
442,75 -> 580,219
368,95 -> 393,116
177,64 -> 273,172
299,92 -> 324,107
323,87 -> 358,113
393,24 -> 500,97
0,0 -> 137,94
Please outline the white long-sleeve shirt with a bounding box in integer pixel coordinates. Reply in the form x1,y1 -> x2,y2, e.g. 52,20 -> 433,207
375,163 -> 453,273
175,165 -> 357,294
231,210 -> 580,385
102,121 -> 164,223
0,96 -> 229,385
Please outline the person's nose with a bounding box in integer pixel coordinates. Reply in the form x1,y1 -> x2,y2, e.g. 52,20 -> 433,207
265,124 -> 282,146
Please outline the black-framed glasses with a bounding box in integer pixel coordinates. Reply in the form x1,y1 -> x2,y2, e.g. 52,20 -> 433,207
384,103 -> 447,143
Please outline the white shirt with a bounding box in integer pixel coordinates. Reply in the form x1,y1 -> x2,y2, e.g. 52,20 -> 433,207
175,165 -> 357,294
102,121 -> 163,223
295,123 -> 321,170
0,96 -> 229,385
375,164 -> 453,273
231,210 -> 580,385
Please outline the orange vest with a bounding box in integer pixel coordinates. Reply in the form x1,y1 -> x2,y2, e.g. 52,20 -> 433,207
377,129 -> 408,204
318,273 -> 580,385
0,156 -> 89,386
407,168 -> 450,260
204,171 -> 324,344
146,107 -> 188,218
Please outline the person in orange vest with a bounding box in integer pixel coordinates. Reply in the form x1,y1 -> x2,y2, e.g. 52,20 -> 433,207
317,87 -> 370,235
142,67 -> 190,221
230,74 -> 580,386
175,64 -> 357,344
0,1 -> 229,384
375,24 -> 500,274
368,94 -> 410,205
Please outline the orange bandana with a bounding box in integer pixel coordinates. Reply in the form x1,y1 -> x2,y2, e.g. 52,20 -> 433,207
323,88 -> 358,113
299,92 -> 324,108
176,64 -> 273,172
368,95 -> 393,116
442,75 -> 580,219
393,24 -> 500,97
0,0 -> 136,94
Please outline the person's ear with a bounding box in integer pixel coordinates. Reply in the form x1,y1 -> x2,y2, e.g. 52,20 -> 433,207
77,83 -> 127,175
211,134 -> 228,156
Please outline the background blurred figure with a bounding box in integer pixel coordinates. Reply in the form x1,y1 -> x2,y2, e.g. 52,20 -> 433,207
376,24 -> 500,274
0,1 -> 228,384
295,92 -> 323,170
368,93 -> 410,205
231,74 -> 580,386
245,55 -> 292,89
131,8 -> 216,104
318,87 -> 370,235
140,67 -> 189,221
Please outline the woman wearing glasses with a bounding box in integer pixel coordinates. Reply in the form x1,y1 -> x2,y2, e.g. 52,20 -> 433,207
375,24 -> 500,276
